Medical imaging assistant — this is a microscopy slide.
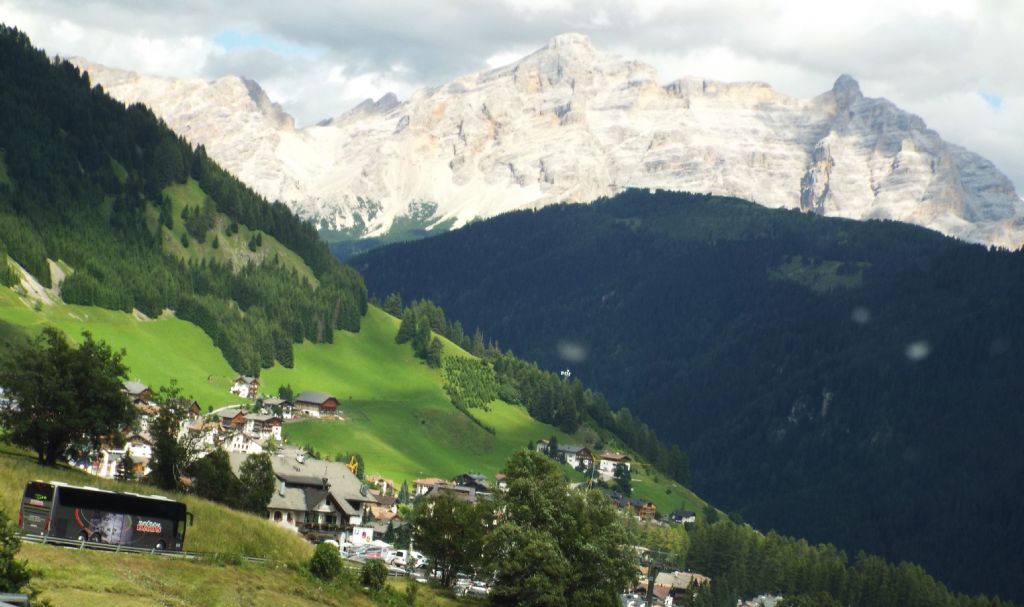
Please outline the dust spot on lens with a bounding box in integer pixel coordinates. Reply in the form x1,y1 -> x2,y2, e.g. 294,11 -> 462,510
905,341 -> 931,362
851,307 -> 871,325
557,340 -> 588,363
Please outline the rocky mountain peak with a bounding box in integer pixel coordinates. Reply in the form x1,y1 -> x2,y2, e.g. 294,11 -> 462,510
545,32 -> 595,51
241,77 -> 294,129
832,73 -> 863,109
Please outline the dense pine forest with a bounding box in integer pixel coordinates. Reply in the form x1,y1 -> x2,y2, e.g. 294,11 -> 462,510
0,25 -> 367,374
353,189 -> 1024,602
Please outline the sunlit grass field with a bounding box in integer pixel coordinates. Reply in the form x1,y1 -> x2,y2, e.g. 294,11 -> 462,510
0,285 -> 706,515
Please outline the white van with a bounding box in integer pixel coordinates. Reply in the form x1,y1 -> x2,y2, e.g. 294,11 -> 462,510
388,549 -> 426,569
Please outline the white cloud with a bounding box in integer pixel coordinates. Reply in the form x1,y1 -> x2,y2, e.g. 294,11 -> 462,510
1,0 -> 1021,191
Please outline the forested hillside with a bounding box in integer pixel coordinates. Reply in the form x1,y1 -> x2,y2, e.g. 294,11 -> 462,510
0,25 -> 366,374
353,189 -> 1024,602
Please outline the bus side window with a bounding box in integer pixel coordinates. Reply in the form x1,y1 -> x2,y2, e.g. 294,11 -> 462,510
177,520 -> 186,538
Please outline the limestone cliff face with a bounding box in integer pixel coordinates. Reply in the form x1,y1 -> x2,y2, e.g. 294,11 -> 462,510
74,34 -> 1024,247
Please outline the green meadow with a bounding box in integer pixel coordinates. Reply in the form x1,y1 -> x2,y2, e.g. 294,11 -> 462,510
0,283 -> 704,514
0,287 -> 238,408
266,307 -> 578,483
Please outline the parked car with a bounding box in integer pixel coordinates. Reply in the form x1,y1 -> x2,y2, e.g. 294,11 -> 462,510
388,549 -> 427,569
354,545 -> 386,560
466,580 -> 490,597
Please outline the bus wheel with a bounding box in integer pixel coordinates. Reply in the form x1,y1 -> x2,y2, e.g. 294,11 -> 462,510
155,541 -> 165,551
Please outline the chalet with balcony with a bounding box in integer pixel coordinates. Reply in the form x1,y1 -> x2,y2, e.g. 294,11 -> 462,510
230,447 -> 376,542
123,380 -> 152,403
599,451 -> 631,479
293,391 -> 339,418
245,413 -> 282,441
217,407 -> 248,430
230,375 -> 260,399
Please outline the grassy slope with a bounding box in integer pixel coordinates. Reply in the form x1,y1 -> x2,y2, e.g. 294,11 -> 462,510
21,543 -> 471,607
0,444 -> 311,560
270,307 -> 702,513
268,306 -> 578,483
3,446 -> 473,607
0,288 -> 239,409
162,179 -> 318,286
0,282 -> 704,513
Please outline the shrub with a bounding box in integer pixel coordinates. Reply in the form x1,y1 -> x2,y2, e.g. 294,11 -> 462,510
309,542 -> 342,581
360,558 -> 388,591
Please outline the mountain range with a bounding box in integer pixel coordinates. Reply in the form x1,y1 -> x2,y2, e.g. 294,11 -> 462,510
73,33 -> 1024,249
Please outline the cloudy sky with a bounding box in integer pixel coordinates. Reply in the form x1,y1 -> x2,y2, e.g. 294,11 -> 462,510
3,0 -> 1022,190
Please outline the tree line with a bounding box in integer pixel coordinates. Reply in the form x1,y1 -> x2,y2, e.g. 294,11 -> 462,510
385,296 -> 691,486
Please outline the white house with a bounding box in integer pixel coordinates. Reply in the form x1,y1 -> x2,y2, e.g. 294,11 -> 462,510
222,430 -> 264,454
230,375 -> 260,399
229,447 -> 377,543
413,477 -> 446,496
245,414 -> 282,441
260,397 -> 293,420
599,452 -> 631,479
557,445 -> 594,469
124,431 -> 153,460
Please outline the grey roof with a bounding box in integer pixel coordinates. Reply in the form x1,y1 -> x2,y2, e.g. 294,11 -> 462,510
655,571 -> 709,589
218,407 -> 246,419
557,444 -> 590,455
247,413 -> 280,423
228,447 -> 375,515
261,397 -> 286,406
425,483 -> 478,503
294,391 -> 335,405
123,380 -> 149,396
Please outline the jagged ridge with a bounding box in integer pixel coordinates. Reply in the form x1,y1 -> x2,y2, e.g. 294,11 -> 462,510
74,33 -> 1024,248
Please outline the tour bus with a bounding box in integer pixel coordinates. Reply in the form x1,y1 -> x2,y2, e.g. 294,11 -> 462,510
19,480 -> 192,551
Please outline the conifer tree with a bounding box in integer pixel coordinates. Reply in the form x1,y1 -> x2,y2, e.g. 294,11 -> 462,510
115,451 -> 136,482
396,310 -> 416,344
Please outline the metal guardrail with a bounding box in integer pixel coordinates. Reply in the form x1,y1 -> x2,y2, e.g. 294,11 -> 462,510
17,532 -> 268,564
20,532 -> 423,581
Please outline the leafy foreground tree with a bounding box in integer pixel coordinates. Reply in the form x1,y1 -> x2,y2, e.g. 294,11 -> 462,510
148,381 -> 200,490
0,507 -> 50,606
238,452 -> 276,515
0,508 -> 31,594
191,449 -> 242,506
0,327 -> 133,465
487,450 -> 636,607
412,491 -> 491,587
360,558 -> 388,591
309,542 -> 343,581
